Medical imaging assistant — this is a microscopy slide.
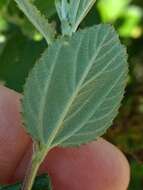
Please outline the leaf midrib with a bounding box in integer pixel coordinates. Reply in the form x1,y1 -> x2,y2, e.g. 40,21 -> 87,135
53,69 -> 126,146
43,27 -> 110,146
38,45 -> 62,143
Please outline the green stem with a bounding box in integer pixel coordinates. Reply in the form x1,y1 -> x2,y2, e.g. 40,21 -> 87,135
22,143 -> 50,190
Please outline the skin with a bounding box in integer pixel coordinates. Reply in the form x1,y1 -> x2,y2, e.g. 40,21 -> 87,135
0,85 -> 130,190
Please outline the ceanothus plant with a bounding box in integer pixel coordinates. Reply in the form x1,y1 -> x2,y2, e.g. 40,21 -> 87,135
13,0 -> 128,190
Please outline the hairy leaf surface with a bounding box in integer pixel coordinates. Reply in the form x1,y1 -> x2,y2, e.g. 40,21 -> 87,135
23,24 -> 128,148
55,0 -> 96,34
14,0 -> 55,44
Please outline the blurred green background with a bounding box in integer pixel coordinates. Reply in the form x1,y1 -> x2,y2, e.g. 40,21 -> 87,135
0,0 -> 143,189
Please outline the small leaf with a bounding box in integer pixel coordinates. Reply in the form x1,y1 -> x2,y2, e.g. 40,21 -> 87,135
55,0 -> 96,35
14,0 -> 55,44
22,24 -> 128,148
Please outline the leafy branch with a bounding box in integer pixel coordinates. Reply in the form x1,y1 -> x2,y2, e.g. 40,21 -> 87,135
21,24 -> 128,190
13,1 -> 128,190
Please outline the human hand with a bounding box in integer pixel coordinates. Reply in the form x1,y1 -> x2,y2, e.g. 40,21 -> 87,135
0,86 -> 130,190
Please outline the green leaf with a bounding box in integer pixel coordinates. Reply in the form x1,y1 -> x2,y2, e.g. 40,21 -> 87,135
0,174 -> 52,190
55,0 -> 96,35
22,24 -> 128,148
14,0 -> 55,44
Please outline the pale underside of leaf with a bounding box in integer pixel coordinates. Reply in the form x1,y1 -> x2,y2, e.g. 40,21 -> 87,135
14,0 -> 55,44
69,0 -> 97,31
55,0 -> 96,34
22,24 -> 128,148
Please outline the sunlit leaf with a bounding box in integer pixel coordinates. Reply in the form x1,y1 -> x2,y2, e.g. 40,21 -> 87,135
97,0 -> 131,22
118,6 -> 142,38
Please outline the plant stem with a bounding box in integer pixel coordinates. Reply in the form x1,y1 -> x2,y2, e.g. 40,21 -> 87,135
22,143 -> 50,190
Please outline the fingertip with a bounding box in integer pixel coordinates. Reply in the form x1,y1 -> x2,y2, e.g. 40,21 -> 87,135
91,138 -> 130,190
41,139 -> 130,190
0,86 -> 30,183
14,138 -> 130,190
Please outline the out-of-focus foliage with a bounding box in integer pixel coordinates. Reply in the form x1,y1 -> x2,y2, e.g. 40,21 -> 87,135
0,29 -> 46,92
0,0 -> 56,38
0,174 -> 52,190
98,0 -> 131,22
129,161 -> 143,189
118,6 -> 142,38
0,0 -> 143,189
33,0 -> 55,18
97,0 -> 143,38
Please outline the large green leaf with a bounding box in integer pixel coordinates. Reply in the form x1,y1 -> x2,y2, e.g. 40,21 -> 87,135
23,24 -> 128,148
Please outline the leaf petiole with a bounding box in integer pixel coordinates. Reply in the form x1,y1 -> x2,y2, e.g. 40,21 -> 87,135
22,143 -> 51,190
